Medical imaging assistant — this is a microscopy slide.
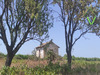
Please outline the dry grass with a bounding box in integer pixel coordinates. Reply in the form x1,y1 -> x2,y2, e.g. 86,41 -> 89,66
0,58 -> 6,69
0,58 -> 63,69
0,58 -> 55,68
1,58 -> 100,75
11,59 -> 48,68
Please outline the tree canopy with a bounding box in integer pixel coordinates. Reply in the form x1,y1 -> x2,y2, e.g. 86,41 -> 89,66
0,0 -> 53,66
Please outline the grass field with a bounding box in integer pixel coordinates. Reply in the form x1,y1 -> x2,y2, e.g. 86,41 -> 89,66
0,55 -> 100,75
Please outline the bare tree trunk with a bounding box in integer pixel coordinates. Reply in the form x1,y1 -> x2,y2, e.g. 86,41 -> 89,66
67,51 -> 72,69
5,53 -> 14,67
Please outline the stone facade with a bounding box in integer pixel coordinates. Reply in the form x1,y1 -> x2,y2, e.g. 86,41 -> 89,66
35,40 -> 59,58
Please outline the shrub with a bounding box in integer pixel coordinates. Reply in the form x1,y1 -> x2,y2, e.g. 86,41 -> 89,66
46,50 -> 56,65
0,64 -> 61,75
14,54 -> 28,59
0,52 -> 6,58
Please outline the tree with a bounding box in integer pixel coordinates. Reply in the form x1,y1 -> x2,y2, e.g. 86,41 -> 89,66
53,0 -> 99,69
0,0 -> 53,66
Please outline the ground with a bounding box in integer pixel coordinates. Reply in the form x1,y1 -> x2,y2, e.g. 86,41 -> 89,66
1,56 -> 100,75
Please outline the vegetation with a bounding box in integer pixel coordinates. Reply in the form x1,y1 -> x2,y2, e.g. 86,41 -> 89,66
1,53 -> 100,61
46,50 -> 56,65
0,0 -> 99,74
63,54 -> 100,61
0,0 -> 53,66
0,53 -> 100,74
53,0 -> 100,68
0,58 -> 100,75
0,52 -> 6,58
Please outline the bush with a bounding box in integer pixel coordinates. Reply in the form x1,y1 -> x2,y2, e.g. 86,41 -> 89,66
63,54 -> 67,60
0,64 -> 61,75
0,52 -> 6,58
46,50 -> 56,65
1,62 -> 100,75
63,54 -> 100,61
14,54 -> 28,59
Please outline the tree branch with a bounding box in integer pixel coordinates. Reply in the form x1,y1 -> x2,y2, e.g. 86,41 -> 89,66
0,36 -> 2,39
72,30 -> 88,46
13,19 -> 33,55
0,8 -> 5,18
25,37 -> 33,42
0,20 -> 9,50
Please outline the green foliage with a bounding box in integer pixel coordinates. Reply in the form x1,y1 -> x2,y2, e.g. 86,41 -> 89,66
1,61 -> 100,75
46,50 -> 56,64
63,54 -> 67,60
14,54 -> 41,61
63,54 -> 100,61
87,0 -> 100,36
0,52 -> 6,58
0,0 -> 53,67
0,64 -> 61,75
15,0 -> 53,38
14,54 -> 28,59
56,55 -> 63,60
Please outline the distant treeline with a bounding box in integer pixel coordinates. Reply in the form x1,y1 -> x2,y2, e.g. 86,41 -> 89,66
63,54 -> 100,61
0,52 -> 34,59
0,52 -> 100,61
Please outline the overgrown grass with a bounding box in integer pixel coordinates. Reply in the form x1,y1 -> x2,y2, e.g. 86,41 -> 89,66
1,53 -> 100,75
1,60 -> 100,75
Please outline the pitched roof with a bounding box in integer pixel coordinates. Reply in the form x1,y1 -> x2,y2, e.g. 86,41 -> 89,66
36,40 -> 59,49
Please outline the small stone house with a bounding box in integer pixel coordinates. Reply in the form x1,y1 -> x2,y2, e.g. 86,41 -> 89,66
35,40 -> 59,58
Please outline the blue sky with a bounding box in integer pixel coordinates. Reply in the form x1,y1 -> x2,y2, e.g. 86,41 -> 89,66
0,1 -> 100,58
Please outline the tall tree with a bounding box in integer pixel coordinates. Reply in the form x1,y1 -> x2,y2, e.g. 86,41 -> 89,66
0,0 -> 53,66
53,0 -> 99,68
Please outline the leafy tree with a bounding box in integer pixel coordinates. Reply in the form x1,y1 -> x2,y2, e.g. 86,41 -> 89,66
0,0 -> 53,66
53,0 -> 99,69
